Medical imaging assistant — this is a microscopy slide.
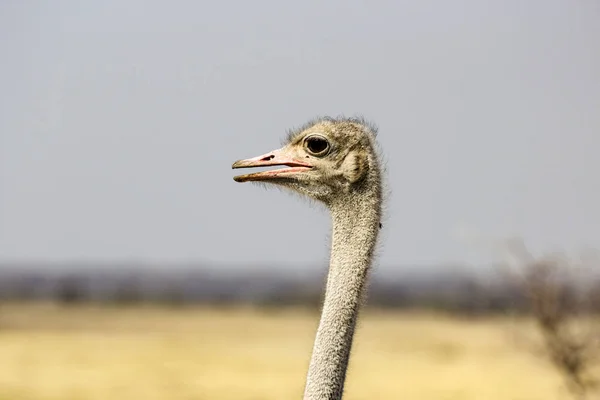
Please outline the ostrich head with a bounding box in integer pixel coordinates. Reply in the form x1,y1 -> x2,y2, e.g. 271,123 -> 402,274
232,117 -> 382,206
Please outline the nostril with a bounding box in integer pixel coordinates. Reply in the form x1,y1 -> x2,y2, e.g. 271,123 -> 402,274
261,155 -> 275,161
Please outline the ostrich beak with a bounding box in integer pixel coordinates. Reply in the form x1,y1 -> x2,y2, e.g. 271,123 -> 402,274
232,148 -> 313,183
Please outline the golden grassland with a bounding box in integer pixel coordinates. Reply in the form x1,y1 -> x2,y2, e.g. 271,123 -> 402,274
0,303 -> 572,400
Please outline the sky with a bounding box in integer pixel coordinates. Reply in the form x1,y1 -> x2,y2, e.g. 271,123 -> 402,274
1,0 -> 599,274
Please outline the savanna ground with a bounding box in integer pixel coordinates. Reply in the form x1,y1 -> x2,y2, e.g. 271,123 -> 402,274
0,303 -> 575,400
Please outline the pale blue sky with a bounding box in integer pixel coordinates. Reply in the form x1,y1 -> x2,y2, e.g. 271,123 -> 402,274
1,1 -> 599,273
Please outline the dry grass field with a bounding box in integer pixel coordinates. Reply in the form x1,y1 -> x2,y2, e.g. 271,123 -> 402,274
0,303 -> 570,400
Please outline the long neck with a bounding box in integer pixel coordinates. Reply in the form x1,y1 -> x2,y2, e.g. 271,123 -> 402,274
303,192 -> 381,400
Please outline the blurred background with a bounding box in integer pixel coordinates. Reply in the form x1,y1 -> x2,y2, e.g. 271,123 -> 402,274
1,1 -> 600,399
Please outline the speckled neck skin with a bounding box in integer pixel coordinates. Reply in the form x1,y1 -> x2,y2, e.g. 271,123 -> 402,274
303,187 -> 382,400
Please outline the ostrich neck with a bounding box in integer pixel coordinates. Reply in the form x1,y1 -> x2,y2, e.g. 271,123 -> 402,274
303,191 -> 381,400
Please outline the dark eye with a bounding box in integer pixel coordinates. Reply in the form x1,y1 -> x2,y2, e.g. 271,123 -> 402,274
305,135 -> 330,156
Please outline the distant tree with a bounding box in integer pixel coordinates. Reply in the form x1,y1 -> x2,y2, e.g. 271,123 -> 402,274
111,279 -> 144,305
157,283 -> 188,307
55,274 -> 87,305
500,239 -> 600,400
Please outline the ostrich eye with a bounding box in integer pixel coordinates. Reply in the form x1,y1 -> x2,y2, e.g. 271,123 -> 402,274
305,135 -> 330,156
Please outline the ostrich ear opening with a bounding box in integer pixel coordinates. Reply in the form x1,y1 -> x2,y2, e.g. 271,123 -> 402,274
341,152 -> 367,184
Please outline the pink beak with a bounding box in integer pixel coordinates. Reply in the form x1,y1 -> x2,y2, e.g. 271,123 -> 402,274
232,148 -> 313,182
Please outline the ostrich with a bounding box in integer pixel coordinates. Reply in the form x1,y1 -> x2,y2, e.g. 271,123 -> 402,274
231,116 -> 384,400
